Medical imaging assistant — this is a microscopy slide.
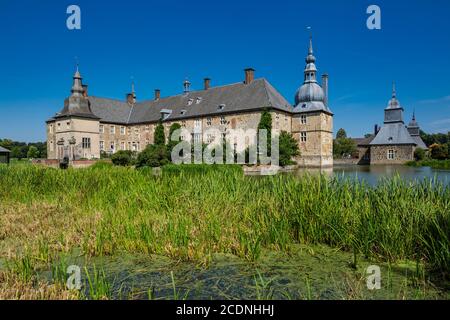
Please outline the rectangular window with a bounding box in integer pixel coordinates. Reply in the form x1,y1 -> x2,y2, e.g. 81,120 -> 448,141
195,119 -> 201,128
134,127 -> 140,134
49,141 -> 54,152
100,141 -> 104,151
182,121 -> 186,127
120,126 -> 125,135
388,149 -> 395,160
220,116 -> 227,125
82,137 -> 91,149
57,123 -> 61,131
145,125 -> 150,132
110,141 -> 115,152
49,124 -> 53,134
99,125 -> 104,133
121,141 -> 125,150
300,132 -> 307,142
207,117 -> 212,126
300,115 -> 307,124
110,126 -> 115,134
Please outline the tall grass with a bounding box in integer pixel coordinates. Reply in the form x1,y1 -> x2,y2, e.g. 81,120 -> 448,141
0,165 -> 448,275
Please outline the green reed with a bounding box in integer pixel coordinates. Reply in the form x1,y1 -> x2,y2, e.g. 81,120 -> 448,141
0,165 -> 448,275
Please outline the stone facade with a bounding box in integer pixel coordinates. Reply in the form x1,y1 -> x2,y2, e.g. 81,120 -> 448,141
46,38 -> 333,167
369,145 -> 414,165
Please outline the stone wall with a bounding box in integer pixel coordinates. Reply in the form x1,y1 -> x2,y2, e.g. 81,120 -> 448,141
370,145 -> 414,165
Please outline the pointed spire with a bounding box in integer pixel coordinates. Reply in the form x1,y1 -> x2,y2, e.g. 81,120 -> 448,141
412,108 -> 416,121
392,81 -> 396,98
71,61 -> 84,97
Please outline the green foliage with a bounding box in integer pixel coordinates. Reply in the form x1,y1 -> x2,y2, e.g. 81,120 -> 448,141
111,150 -> 134,166
1,166 -> 449,273
430,144 -> 449,160
154,122 -> 166,146
89,161 -> 113,170
407,159 -> 450,170
0,139 -> 46,159
278,131 -> 299,167
333,137 -> 357,159
136,144 -> 169,168
414,148 -> 426,161
27,146 -> 39,159
336,128 -> 347,139
420,130 -> 450,147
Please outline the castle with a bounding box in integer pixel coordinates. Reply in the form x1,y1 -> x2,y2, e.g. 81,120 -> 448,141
46,37 -> 333,167
354,84 -> 427,164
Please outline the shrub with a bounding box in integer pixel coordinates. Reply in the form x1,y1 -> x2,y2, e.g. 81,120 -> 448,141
111,150 -> 134,166
279,131 -> 299,166
154,122 -> 166,146
430,143 -> 448,160
136,144 -> 169,168
414,148 -> 426,161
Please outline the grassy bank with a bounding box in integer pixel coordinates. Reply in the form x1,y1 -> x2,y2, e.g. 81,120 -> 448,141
0,164 -> 449,298
406,159 -> 450,170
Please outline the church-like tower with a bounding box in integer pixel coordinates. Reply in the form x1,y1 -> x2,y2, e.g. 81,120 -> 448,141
46,66 -> 101,160
291,36 -> 333,167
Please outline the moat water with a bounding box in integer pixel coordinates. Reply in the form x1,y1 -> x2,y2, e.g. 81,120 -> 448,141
291,165 -> 450,187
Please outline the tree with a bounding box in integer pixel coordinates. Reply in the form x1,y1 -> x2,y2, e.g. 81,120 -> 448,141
27,146 -> 39,159
111,150 -> 134,166
136,144 -> 169,168
414,148 -> 426,161
429,143 -> 448,160
333,137 -> 357,159
154,122 -> 166,146
11,145 -> 28,160
279,131 -> 300,166
336,128 -> 347,139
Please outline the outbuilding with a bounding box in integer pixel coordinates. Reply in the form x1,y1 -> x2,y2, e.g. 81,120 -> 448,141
0,146 -> 11,164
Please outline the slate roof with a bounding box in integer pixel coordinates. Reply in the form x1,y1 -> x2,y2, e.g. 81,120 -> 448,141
56,78 -> 293,125
411,135 -> 428,149
370,123 -> 416,145
0,146 -> 11,153
353,136 -> 375,146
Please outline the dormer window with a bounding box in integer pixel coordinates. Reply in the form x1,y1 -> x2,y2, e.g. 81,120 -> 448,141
187,99 -> 194,106
160,109 -> 172,121
196,97 -> 202,104
388,137 -> 393,142
218,104 -> 226,111
180,110 -> 187,115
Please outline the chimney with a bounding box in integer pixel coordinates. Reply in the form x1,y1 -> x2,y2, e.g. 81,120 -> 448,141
82,84 -> 88,97
321,74 -> 329,107
155,89 -> 161,101
244,68 -> 255,84
204,78 -> 211,90
374,124 -> 380,135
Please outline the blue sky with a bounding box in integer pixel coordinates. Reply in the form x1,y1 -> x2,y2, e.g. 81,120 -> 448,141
0,0 -> 449,142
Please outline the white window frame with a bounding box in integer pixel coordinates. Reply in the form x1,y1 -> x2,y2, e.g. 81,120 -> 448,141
99,125 -> 104,134
82,137 -> 91,149
300,132 -> 307,142
110,126 -> 115,135
120,126 -> 125,135
300,115 -> 307,124
387,149 -> 395,160
100,141 -> 104,151
220,116 -> 227,125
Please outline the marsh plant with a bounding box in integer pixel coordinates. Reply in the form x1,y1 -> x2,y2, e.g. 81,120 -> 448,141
0,164 -> 448,299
